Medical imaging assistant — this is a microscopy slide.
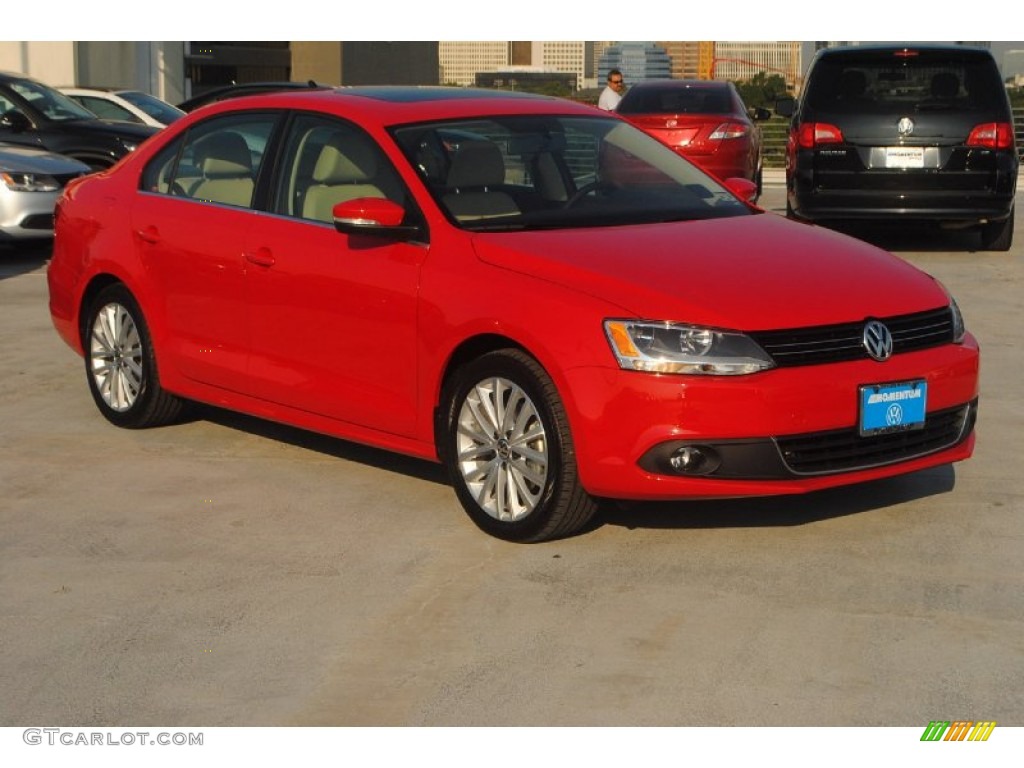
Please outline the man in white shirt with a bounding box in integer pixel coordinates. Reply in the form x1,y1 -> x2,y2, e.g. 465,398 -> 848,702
598,69 -> 625,111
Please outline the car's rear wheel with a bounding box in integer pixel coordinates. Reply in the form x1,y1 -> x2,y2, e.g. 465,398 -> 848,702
979,208 -> 1013,252
441,349 -> 597,542
84,284 -> 184,428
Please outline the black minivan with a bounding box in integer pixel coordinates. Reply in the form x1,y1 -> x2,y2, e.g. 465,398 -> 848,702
777,45 -> 1017,250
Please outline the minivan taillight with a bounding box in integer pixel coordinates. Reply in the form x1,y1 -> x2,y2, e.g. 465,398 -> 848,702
797,122 -> 844,148
966,122 -> 1015,149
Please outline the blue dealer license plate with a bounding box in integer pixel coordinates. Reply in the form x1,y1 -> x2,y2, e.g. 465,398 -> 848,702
859,380 -> 927,436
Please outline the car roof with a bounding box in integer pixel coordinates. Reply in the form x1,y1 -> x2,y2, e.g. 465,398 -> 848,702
0,70 -> 39,83
177,81 -> 327,110
814,44 -> 995,60
628,79 -> 730,90
186,86 -> 603,127
60,86 -> 118,93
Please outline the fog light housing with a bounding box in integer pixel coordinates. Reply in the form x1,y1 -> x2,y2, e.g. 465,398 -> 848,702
668,446 -> 721,476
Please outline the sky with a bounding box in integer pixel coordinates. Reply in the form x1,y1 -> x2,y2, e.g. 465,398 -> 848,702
13,1 -> 1023,75
13,0 -> 1014,41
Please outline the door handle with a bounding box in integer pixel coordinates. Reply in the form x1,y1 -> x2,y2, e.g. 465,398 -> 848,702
136,225 -> 160,244
244,248 -> 276,267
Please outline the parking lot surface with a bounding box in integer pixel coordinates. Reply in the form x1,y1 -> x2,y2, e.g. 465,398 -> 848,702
1,184 -> 1022,727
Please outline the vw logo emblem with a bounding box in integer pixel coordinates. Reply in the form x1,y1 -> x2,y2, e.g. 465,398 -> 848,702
886,403 -> 904,426
897,117 -> 914,137
863,320 -> 894,361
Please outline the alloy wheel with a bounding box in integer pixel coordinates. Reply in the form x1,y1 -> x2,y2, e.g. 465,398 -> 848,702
455,375 -> 549,522
89,302 -> 144,412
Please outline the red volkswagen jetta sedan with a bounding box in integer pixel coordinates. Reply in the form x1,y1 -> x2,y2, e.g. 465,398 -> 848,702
47,87 -> 979,542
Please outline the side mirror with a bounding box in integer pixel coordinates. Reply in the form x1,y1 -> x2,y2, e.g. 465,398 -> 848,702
750,107 -> 772,122
774,98 -> 796,118
0,109 -> 32,132
332,197 -> 423,240
723,177 -> 758,203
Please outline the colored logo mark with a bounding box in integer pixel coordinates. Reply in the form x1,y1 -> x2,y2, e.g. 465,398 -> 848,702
920,721 -> 996,741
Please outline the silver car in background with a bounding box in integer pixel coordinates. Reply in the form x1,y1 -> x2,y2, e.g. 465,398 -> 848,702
0,143 -> 89,244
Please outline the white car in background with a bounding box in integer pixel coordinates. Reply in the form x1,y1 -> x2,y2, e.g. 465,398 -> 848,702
59,87 -> 184,128
0,143 -> 90,244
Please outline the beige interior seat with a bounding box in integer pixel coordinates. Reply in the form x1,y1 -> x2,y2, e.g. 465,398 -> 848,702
302,135 -> 386,222
189,132 -> 255,208
442,140 -> 520,221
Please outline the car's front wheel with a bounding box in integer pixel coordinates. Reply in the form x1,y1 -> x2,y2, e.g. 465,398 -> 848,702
441,349 -> 597,542
84,284 -> 184,428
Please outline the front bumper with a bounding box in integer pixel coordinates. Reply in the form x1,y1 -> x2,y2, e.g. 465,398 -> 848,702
0,191 -> 60,240
562,336 -> 979,500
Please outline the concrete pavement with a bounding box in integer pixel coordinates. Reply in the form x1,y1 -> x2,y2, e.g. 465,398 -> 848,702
1,188 -> 1022,728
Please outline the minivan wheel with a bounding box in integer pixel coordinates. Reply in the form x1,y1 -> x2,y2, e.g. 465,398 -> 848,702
84,284 -> 184,428
442,349 -> 597,542
979,209 -> 1013,252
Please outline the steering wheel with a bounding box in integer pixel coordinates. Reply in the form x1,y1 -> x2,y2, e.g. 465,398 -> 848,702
563,180 -> 612,209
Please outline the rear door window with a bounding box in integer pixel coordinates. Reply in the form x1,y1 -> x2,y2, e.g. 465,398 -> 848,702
141,113 -> 278,208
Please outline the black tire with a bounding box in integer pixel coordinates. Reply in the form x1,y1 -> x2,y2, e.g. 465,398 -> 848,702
83,284 -> 184,429
979,208 -> 1013,252
441,349 -> 597,542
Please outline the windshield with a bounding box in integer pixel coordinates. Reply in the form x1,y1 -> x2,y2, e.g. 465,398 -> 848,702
805,50 -> 1006,114
9,79 -> 97,122
391,114 -> 752,231
617,85 -> 734,115
117,91 -> 185,124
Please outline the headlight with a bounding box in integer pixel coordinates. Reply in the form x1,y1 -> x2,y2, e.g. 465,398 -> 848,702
936,281 -> 966,343
950,298 -> 966,343
604,320 -> 775,375
0,171 -> 60,192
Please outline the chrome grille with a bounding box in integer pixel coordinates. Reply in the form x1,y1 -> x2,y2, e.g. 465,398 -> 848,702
750,307 -> 955,367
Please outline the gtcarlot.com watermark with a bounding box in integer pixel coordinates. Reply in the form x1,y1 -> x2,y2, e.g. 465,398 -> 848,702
23,728 -> 203,747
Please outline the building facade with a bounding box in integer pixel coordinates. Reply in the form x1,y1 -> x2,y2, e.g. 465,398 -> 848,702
185,42 -> 290,97
15,41 -> 1009,106
598,42 -> 672,84
657,41 -> 706,80
711,42 -> 802,88
439,41 -> 510,87
0,41 -> 187,103
531,41 -> 592,90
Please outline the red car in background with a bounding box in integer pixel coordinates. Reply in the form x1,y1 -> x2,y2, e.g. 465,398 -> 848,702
616,79 -> 770,195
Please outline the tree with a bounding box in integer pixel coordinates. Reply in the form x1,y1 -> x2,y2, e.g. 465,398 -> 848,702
733,72 -> 791,110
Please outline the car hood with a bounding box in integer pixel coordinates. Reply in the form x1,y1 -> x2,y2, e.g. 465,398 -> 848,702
0,143 -> 91,174
468,213 -> 948,330
60,119 -> 160,141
